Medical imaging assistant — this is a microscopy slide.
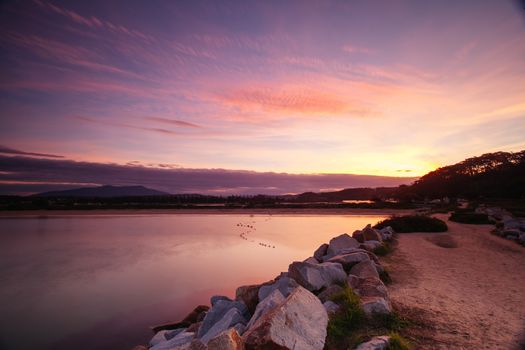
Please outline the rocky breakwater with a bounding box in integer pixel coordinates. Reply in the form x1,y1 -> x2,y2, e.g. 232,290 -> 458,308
476,206 -> 525,246
140,224 -> 397,350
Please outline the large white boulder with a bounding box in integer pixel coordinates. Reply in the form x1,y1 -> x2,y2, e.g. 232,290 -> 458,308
288,261 -> 346,292
326,234 -> 360,258
243,286 -> 328,350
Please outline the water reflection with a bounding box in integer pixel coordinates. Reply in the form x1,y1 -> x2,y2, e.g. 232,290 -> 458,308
0,213 -> 385,350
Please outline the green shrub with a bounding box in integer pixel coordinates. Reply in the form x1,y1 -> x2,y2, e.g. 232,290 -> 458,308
373,242 -> 393,256
387,332 -> 412,350
449,211 -> 491,224
327,287 -> 365,339
374,215 -> 448,233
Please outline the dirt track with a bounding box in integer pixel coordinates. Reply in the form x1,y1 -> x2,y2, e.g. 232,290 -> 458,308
384,214 -> 525,349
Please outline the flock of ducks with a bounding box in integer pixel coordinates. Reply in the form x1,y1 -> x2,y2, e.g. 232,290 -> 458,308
236,215 -> 276,249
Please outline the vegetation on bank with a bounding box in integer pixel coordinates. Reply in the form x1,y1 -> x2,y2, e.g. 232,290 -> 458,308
449,211 -> 491,224
374,215 -> 448,233
325,287 -> 411,349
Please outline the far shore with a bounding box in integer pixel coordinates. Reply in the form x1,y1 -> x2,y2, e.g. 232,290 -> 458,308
0,208 -> 413,218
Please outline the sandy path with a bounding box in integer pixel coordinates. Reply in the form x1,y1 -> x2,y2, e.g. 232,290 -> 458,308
384,214 -> 525,349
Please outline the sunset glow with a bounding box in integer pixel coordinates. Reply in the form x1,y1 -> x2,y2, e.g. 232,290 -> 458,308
1,0 -> 525,193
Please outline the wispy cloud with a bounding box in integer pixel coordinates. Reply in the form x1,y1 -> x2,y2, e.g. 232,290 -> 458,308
146,117 -> 201,128
0,146 -> 64,159
74,116 -> 181,136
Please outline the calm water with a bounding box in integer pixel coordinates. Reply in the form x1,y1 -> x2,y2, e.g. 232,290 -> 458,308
0,213 -> 385,350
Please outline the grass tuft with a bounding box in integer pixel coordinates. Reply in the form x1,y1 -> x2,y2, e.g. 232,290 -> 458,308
387,332 -> 412,350
373,242 -> 393,256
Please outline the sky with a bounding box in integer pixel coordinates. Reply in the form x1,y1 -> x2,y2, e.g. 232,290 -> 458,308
0,0 -> 524,194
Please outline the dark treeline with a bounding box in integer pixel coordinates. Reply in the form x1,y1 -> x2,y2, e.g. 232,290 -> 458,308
397,150 -> 525,200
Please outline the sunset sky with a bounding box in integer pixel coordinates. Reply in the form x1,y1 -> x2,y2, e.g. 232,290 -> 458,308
1,0 -> 525,194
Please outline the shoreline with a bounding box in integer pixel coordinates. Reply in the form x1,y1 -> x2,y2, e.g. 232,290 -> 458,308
0,208 -> 413,218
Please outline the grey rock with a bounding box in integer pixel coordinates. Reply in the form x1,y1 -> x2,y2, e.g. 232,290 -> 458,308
355,335 -> 391,350
198,300 -> 249,339
201,308 -> 247,344
326,234 -> 360,258
313,243 -> 329,262
360,240 -> 382,252
246,289 -> 285,330
207,328 -> 244,350
352,229 -> 365,243
150,331 -> 195,350
317,284 -> 344,303
243,286 -> 328,350
361,297 -> 392,315
355,277 -> 389,299
303,256 -> 319,264
362,224 -> 383,242
258,276 -> 299,301
378,226 -> 395,241
350,260 -> 380,280
211,295 -> 233,306
288,261 -> 347,292
326,252 -> 370,271
347,274 -> 360,289
235,284 -> 260,315
323,300 -> 340,314
150,330 -> 170,347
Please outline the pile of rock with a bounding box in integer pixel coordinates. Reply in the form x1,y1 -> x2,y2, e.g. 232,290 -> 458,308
143,224 -> 397,350
477,206 -> 525,246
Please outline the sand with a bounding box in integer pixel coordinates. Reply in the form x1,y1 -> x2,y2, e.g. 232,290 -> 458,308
384,214 -> 525,349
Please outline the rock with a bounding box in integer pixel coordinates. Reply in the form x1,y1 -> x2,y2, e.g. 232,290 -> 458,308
211,296 -> 233,306
326,252 -> 370,271
323,300 -> 340,314
200,308 -> 248,344
362,224 -> 383,242
355,335 -> 391,350
258,276 -> 299,301
150,331 -> 195,350
352,230 -> 365,243
166,328 -> 189,340
355,277 -> 389,299
323,247 -> 379,264
150,330 -> 170,347
303,256 -> 319,264
374,262 -> 385,275
288,261 -> 347,292
186,322 -> 202,333
152,305 -> 209,333
208,328 -> 244,350
361,296 -> 391,315
504,229 -> 520,238
198,300 -> 249,339
519,233 -> 525,245
187,339 -> 208,350
326,234 -> 360,258
350,260 -> 380,280
360,240 -> 382,252
317,284 -> 344,303
313,243 -> 328,262
132,346 -> 148,350
347,274 -> 360,289
378,226 -> 395,241
236,284 -> 260,315
243,286 -> 328,350
246,289 -> 285,329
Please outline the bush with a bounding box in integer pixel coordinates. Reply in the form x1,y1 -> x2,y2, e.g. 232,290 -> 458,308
374,215 -> 448,233
448,211 -> 491,224
388,332 -> 412,350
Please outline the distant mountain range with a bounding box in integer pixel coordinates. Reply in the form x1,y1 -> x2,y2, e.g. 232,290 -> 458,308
35,185 -> 170,197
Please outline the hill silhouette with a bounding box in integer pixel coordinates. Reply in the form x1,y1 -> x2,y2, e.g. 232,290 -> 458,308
35,185 -> 170,197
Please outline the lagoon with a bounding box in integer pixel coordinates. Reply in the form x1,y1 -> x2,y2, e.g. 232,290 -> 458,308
0,212 -> 386,350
